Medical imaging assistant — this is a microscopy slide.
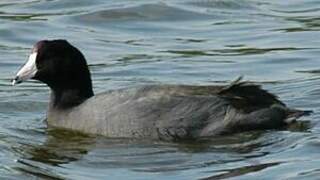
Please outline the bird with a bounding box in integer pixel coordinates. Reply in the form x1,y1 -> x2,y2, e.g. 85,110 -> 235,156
12,39 -> 308,140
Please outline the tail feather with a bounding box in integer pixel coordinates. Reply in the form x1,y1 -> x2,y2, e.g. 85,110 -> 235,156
218,76 -> 285,112
285,109 -> 312,123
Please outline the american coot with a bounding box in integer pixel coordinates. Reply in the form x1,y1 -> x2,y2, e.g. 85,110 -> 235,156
12,40 -> 308,140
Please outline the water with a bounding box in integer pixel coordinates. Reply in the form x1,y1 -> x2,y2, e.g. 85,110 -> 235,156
0,0 -> 320,179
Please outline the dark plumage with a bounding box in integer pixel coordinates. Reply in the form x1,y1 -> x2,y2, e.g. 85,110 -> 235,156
13,40 -> 308,140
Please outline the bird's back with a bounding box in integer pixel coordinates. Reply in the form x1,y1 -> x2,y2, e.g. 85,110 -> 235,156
47,80 -> 298,140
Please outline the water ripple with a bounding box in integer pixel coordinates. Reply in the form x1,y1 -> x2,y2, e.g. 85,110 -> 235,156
0,0 -> 320,179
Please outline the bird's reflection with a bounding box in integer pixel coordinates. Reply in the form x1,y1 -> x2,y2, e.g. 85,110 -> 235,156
13,120 -> 311,179
25,128 -> 97,166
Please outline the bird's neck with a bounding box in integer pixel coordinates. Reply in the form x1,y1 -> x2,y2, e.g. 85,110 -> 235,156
49,85 -> 94,109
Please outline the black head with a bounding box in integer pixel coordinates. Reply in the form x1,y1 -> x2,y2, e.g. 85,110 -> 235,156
13,39 -> 94,108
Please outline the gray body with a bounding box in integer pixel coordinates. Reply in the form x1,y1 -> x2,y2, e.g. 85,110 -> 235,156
47,83 -> 293,140
13,40 -> 306,140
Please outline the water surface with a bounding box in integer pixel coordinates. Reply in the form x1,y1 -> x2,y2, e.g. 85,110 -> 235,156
1,0 -> 320,179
